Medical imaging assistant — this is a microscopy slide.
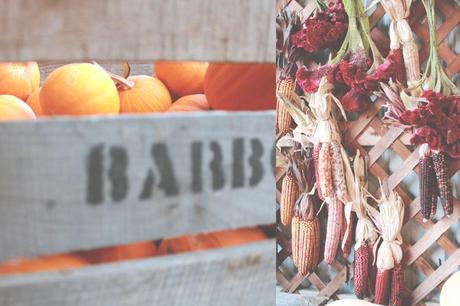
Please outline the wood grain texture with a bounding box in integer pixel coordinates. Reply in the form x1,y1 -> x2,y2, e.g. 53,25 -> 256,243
0,240 -> 275,306
0,112 -> 275,260
0,0 -> 275,62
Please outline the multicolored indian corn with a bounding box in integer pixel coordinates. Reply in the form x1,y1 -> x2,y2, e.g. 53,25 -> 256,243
432,151 -> 453,216
419,154 -> 435,221
312,143 -> 324,201
390,263 -> 404,306
374,268 -> 392,305
324,199 -> 343,264
354,244 -> 369,298
318,142 -> 333,199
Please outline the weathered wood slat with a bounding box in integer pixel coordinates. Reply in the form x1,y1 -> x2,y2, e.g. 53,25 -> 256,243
0,112 -> 275,260
0,0 -> 275,62
0,240 -> 275,306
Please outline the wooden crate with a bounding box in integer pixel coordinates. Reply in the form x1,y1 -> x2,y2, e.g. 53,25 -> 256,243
0,1 -> 275,305
276,0 -> 460,305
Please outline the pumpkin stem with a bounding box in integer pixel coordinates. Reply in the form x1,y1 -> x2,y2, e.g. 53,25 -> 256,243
109,73 -> 135,90
92,61 -> 134,90
122,62 -> 131,79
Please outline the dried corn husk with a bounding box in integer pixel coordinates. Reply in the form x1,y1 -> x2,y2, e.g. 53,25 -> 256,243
368,185 -> 405,305
379,0 -> 420,88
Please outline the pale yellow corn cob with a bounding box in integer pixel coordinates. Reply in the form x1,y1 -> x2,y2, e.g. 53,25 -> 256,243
280,173 -> 298,225
276,78 -> 294,134
318,142 -> 334,199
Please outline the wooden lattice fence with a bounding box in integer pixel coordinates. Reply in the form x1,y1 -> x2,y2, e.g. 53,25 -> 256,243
276,0 -> 460,305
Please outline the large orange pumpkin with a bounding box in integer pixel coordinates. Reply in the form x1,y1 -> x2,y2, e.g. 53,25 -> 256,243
117,75 -> 172,113
155,61 -> 208,97
0,62 -> 40,101
158,228 -> 267,254
40,63 -> 120,116
0,254 -> 88,276
204,63 -> 276,111
0,95 -> 36,121
77,241 -> 157,264
26,88 -> 44,117
167,94 -> 209,112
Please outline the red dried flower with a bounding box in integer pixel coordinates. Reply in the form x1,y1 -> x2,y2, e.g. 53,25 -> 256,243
341,89 -> 372,113
296,64 -> 332,93
413,127 -> 443,150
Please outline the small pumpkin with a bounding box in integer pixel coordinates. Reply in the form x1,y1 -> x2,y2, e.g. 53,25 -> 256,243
155,61 -> 208,97
0,95 -> 36,121
26,88 -> 44,117
40,63 -> 120,116
440,271 -> 460,306
116,75 -> 172,113
167,94 -> 209,112
158,228 -> 267,254
77,241 -> 157,264
0,62 -> 40,101
0,254 -> 87,275
204,63 -> 276,111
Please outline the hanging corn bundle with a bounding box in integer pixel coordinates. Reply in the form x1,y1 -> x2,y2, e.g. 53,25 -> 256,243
276,8 -> 305,134
382,0 -> 458,221
368,187 -> 405,306
308,77 -> 352,264
291,148 -> 321,275
379,0 -> 419,88
343,151 -> 378,299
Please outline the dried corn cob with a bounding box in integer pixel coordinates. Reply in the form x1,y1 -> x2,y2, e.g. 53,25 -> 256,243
375,268 -> 392,305
324,199 -> 343,264
432,151 -> 453,216
281,173 -> 299,226
419,145 -> 435,221
276,78 -> 294,134
331,141 -> 347,201
312,143 -> 324,201
431,180 -> 438,218
390,263 -> 404,306
291,216 -> 301,267
318,142 -> 333,199
354,243 -> 370,298
298,218 -> 320,275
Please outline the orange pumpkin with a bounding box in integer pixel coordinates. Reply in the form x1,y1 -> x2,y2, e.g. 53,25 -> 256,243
26,88 -> 44,117
77,241 -> 157,264
117,75 -> 172,113
158,228 -> 267,254
40,63 -> 120,116
0,62 -> 40,101
0,254 -> 88,276
155,61 -> 208,97
204,63 -> 276,111
167,94 -> 209,112
0,95 -> 36,121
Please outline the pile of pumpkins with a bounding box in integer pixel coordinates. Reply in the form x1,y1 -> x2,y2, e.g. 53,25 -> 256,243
0,227 -> 268,275
0,61 -> 275,120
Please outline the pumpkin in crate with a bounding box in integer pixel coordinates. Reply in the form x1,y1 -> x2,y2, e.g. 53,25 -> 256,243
155,61 -> 208,97
440,271 -> 460,306
204,63 -> 276,111
26,88 -> 44,117
40,63 -> 120,116
77,241 -> 157,264
0,95 -> 36,121
0,254 -> 88,275
115,75 -> 172,113
158,227 -> 267,254
167,94 -> 209,112
0,62 -> 40,101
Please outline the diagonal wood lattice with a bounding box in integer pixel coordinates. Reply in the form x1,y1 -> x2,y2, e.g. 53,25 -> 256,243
276,0 -> 460,305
